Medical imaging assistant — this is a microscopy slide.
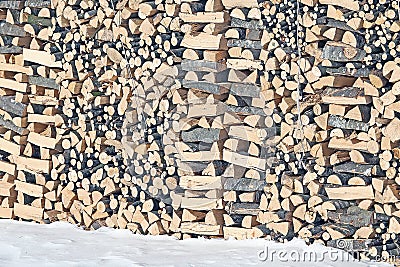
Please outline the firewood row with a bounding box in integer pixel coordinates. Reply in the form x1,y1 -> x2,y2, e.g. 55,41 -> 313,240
0,0 -> 400,263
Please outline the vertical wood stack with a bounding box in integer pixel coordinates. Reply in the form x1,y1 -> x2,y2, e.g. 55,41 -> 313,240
0,0 -> 400,263
0,0 -> 63,223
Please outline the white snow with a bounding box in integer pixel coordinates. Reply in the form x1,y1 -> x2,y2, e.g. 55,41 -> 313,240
0,219 -> 393,267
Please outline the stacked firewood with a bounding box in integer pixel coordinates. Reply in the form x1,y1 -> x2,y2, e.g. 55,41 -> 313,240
0,0 -> 65,223
47,0 -> 178,233
1,0 -> 400,263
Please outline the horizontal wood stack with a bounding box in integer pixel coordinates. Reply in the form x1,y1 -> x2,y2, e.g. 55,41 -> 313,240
1,0 -> 400,263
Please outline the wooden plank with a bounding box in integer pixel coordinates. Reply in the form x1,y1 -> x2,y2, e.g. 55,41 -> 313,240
180,222 -> 222,235
182,80 -> 229,95
0,137 -> 21,155
187,103 -> 227,118
14,202 -> 43,221
0,207 -> 13,219
181,33 -> 227,50
229,83 -> 261,98
223,226 -> 264,239
0,63 -> 33,75
322,42 -> 365,62
23,48 -> 62,68
181,59 -> 227,72
28,76 -> 59,90
328,115 -> 369,132
15,180 -> 45,197
9,155 -> 52,174
180,176 -> 224,190
224,178 -> 266,192
180,12 -> 227,23
319,0 -> 360,11
227,39 -> 262,50
27,114 -> 57,123
228,125 -> 265,144
0,96 -> 27,116
0,46 -> 23,54
27,132 -> 58,149
322,87 -> 371,105
0,160 -> 16,175
0,21 -> 26,37
180,151 -> 222,161
230,17 -> 265,30
223,149 -> 266,170
222,0 -> 258,8
325,185 -> 374,200
0,78 -> 27,92
181,128 -> 226,143
0,181 -> 15,196
0,1 -> 24,9
180,197 -> 224,210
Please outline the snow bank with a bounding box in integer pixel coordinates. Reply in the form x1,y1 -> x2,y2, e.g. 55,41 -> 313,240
0,220 -> 392,267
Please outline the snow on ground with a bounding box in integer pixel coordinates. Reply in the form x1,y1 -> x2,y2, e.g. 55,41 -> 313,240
0,219 -> 393,267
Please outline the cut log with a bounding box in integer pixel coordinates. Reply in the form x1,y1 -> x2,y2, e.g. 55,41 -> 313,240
325,185 -> 374,200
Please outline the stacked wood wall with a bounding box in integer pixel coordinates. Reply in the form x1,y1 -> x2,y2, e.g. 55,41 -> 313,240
0,0 -> 400,262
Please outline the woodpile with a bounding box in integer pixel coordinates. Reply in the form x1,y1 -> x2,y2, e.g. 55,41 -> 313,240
1,0 -> 400,263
